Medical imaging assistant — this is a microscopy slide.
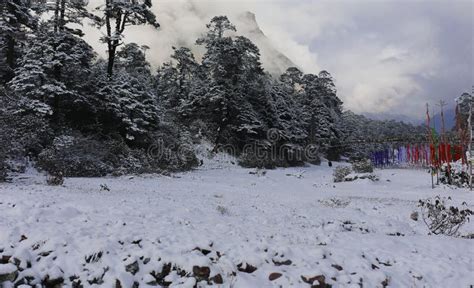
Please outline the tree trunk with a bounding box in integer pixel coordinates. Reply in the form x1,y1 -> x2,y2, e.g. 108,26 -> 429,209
107,44 -> 116,78
5,35 -> 15,72
59,0 -> 66,31
54,0 -> 60,33
105,0 -> 114,78
2,34 -> 15,82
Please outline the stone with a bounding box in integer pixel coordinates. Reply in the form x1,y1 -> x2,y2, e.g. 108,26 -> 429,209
301,274 -> 325,285
211,274 -> 223,284
272,259 -> 292,266
125,261 -> 139,275
237,263 -> 257,273
192,266 -> 210,280
0,263 -> 18,283
268,272 -> 282,281
331,264 -> 343,271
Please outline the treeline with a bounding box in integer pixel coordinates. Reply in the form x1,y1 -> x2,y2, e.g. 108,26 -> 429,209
0,0 -> 428,180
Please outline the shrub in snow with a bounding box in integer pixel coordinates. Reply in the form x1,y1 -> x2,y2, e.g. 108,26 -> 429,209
188,120 -> 213,144
37,128 -> 199,177
439,162 -> 470,188
1,93 -> 53,168
344,173 -> 379,182
318,197 -> 350,208
249,168 -> 267,176
418,196 -> 472,236
100,184 -> 110,192
0,156 -> 7,182
47,171 -> 64,186
0,135 -> 7,182
352,159 -> 374,173
216,205 -> 230,215
333,166 -> 352,182
145,127 -> 199,172
38,135 -> 113,177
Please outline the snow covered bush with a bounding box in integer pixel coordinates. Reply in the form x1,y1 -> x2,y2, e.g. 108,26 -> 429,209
352,159 -> 374,173
37,134 -> 114,177
439,162 -> 470,188
0,93 -> 53,179
344,173 -> 379,182
47,171 -> 64,186
0,112 -> 8,181
333,166 -> 352,182
36,127 -> 199,177
216,205 -> 230,215
418,196 -> 472,236
0,151 -> 7,182
145,126 -> 199,172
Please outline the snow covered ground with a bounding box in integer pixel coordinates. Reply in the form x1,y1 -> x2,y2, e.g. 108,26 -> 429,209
0,159 -> 473,287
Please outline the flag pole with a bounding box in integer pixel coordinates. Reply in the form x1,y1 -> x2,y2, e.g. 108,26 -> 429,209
426,103 -> 434,189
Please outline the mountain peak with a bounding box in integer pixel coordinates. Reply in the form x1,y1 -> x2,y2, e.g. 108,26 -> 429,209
236,11 -> 265,36
234,11 -> 297,74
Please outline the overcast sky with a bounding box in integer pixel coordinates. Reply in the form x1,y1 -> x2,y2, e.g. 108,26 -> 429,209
219,0 -> 473,121
87,0 -> 473,121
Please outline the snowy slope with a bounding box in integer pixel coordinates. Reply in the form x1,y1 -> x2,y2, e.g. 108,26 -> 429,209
0,163 -> 473,287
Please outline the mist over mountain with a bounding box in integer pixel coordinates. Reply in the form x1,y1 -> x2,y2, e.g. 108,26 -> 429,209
235,12 -> 297,75
84,1 -> 297,74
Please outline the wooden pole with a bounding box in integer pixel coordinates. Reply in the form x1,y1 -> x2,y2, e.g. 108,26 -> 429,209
437,100 -> 451,183
426,103 -> 434,189
469,88 -> 473,191
432,111 -> 439,185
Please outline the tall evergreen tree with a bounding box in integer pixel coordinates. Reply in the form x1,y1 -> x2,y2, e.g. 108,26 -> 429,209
8,31 -> 95,127
0,0 -> 38,83
193,16 -> 267,148
94,0 -> 159,77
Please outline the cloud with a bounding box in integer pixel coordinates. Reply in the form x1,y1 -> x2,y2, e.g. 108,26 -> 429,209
297,0 -> 471,119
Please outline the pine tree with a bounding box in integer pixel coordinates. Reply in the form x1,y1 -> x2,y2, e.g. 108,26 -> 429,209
280,67 -> 303,88
263,76 -> 307,142
42,0 -> 98,36
90,60 -> 160,146
299,71 -> 342,155
8,31 -> 95,127
0,0 -> 38,83
193,16 -> 268,148
94,0 -> 159,77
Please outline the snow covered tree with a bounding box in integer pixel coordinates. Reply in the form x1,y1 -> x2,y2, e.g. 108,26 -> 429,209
455,92 -> 472,162
40,0 -> 98,36
299,72 -> 342,155
171,47 -> 198,106
264,77 -> 307,143
155,62 -> 179,110
89,61 -> 160,146
155,47 -> 197,111
280,67 -> 303,88
191,16 -> 267,148
0,0 -> 38,83
456,92 -> 472,116
94,0 -> 159,77
338,110 -> 426,159
116,43 -> 151,76
8,31 -> 95,128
